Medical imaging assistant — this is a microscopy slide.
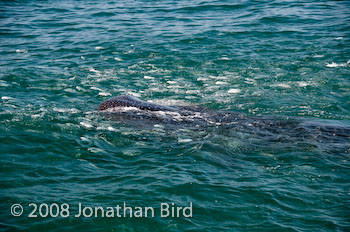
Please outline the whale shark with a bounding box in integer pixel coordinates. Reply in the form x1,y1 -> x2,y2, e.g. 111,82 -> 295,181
97,95 -> 350,144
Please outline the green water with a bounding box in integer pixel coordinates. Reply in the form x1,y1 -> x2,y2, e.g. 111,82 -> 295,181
1,1 -> 350,231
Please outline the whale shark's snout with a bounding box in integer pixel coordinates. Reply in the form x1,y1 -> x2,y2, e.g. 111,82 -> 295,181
97,95 -> 179,112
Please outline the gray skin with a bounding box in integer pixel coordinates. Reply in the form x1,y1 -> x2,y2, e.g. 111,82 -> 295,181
98,95 -> 179,112
98,95 -> 350,142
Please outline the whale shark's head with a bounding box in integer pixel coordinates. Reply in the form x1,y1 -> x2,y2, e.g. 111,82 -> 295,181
98,95 -> 141,111
97,95 -> 192,126
98,95 -> 179,112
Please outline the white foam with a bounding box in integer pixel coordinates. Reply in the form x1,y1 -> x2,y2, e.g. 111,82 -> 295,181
326,62 -> 348,68
312,54 -> 324,58
80,136 -> 90,142
64,88 -> 76,93
335,37 -> 343,40
186,90 -> 200,94
107,126 -> 118,132
167,80 -> 177,84
178,138 -> 193,143
76,86 -> 85,91
127,92 -> 141,98
125,49 -> 135,54
209,75 -> 228,80
114,57 -> 122,61
98,92 -> 111,96
16,49 -> 28,53
274,83 -> 291,88
219,56 -> 231,60
88,162 -> 99,169
244,78 -> 256,85
53,107 -> 79,113
90,86 -> 103,91
31,114 -> 42,119
297,82 -> 311,87
95,46 -> 104,51
88,67 -> 100,73
167,85 -> 182,89
0,81 -> 10,87
1,96 -> 14,100
88,147 -> 104,153
122,149 -> 140,156
228,89 -> 241,94
96,125 -> 118,132
153,124 -> 164,128
80,122 -> 93,128
215,81 -> 228,85
101,55 -> 108,61
144,75 -> 155,80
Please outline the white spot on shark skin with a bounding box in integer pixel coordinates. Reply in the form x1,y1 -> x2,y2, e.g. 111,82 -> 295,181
101,106 -> 141,113
228,89 -> 241,94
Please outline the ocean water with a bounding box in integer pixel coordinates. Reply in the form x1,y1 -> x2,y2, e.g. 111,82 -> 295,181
1,0 -> 350,231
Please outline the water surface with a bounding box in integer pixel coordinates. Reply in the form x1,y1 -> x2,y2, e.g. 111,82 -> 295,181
1,0 -> 350,231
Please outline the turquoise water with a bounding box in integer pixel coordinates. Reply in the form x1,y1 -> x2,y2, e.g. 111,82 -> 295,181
1,0 -> 350,231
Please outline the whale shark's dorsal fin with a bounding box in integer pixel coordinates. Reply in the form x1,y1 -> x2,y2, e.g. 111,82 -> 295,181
98,95 -> 179,112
